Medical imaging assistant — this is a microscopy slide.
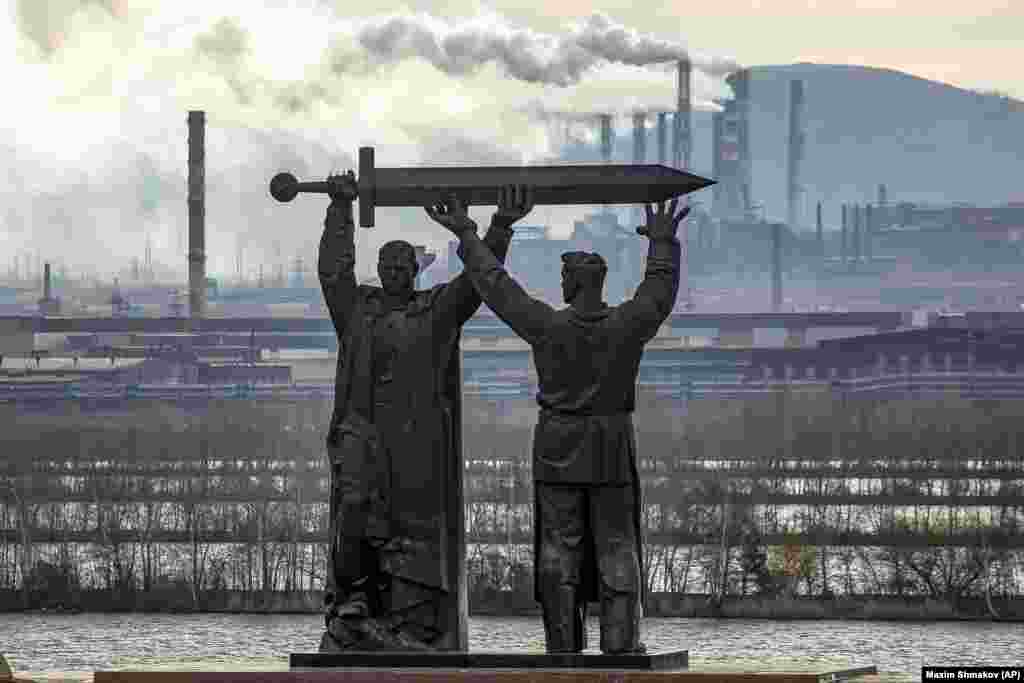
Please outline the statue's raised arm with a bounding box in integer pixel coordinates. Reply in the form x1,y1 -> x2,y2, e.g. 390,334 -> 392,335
317,172 -> 359,335
617,200 -> 690,343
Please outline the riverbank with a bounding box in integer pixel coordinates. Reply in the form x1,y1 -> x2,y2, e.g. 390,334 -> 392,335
3,589 -> 1022,621
4,612 -> 1012,682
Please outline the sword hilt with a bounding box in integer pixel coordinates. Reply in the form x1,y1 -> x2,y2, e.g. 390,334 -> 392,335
269,172 -> 358,202
269,147 -> 378,227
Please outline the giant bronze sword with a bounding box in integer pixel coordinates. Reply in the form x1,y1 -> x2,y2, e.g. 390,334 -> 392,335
270,146 -> 714,227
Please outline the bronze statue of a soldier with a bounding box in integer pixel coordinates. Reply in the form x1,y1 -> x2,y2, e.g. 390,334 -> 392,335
317,176 -> 533,651
428,195 -> 689,654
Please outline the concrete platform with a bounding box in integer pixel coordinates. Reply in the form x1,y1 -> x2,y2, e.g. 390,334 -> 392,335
94,673 -> 838,682
92,663 -> 879,683
292,650 -> 688,670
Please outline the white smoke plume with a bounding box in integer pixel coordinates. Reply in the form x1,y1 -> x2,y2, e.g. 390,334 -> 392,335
343,10 -> 738,87
1,1 -> 737,282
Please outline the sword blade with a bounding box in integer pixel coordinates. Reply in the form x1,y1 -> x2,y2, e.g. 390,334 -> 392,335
372,164 -> 714,207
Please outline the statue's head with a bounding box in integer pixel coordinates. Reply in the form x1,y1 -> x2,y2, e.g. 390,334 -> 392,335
561,251 -> 607,304
378,240 -> 418,297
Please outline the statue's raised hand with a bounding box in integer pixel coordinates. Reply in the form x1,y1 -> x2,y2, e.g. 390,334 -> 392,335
493,185 -> 534,228
425,195 -> 478,236
636,199 -> 690,242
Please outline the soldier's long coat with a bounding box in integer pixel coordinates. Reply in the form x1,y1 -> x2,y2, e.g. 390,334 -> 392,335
318,211 -> 513,597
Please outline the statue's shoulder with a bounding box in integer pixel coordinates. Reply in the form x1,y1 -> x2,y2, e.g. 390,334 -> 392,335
354,284 -> 382,303
356,284 -> 380,299
407,285 -> 447,315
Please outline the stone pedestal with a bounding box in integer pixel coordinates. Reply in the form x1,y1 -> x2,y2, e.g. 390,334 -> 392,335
91,652 -> 878,683
93,672 -> 840,683
292,650 -> 688,671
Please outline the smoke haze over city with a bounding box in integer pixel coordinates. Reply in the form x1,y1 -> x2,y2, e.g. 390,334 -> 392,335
2,1 -> 738,281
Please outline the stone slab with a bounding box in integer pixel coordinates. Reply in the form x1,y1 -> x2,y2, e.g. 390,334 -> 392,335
94,673 -> 826,683
290,650 -> 688,671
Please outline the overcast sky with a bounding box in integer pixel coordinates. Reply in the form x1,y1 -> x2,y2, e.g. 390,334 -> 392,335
2,0 -> 1019,282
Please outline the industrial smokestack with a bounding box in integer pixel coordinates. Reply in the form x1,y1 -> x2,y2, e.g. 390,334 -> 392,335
657,112 -> 667,165
816,202 -> 823,256
714,69 -> 751,220
786,80 -> 805,229
632,112 -> 646,164
771,223 -> 782,312
632,112 -> 646,226
187,110 -> 206,318
711,111 -> 722,214
852,204 -> 861,270
841,204 -> 848,267
43,262 -> 51,302
865,204 -> 873,264
598,114 -> 613,163
674,59 -> 691,170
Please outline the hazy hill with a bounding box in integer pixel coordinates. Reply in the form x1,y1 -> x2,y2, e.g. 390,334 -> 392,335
560,63 -> 1024,228
743,63 -> 1024,226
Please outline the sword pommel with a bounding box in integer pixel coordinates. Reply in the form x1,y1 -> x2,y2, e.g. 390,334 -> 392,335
269,172 -> 359,203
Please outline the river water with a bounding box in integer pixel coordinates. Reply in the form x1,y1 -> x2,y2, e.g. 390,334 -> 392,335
0,613 -> 1019,682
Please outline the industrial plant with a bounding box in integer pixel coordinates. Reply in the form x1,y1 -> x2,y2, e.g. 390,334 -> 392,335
3,57 -> 1024,620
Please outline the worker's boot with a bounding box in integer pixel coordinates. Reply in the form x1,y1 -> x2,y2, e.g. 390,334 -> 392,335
540,584 -> 585,653
599,591 -> 645,655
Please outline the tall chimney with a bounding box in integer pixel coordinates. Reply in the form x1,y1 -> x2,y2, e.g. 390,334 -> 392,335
771,223 -> 782,312
714,70 -> 752,220
632,112 -> 646,163
632,112 -> 646,227
736,71 -> 753,217
674,59 -> 691,170
711,111 -> 722,215
187,110 -> 206,318
865,204 -> 873,264
816,201 -> 823,256
43,262 -> 51,301
599,114 -> 613,163
787,80 -> 805,229
841,204 -> 848,267
657,112 -> 668,165
852,204 -> 861,270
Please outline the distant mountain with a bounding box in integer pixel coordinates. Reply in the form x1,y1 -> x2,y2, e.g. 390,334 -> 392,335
557,63 -> 1024,228
741,63 -> 1024,226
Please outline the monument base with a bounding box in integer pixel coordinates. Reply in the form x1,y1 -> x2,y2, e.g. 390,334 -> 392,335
91,655 -> 879,683
291,650 -> 688,670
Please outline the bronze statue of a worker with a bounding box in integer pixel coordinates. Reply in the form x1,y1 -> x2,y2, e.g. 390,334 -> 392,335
318,178 -> 532,651
428,194 -> 689,654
